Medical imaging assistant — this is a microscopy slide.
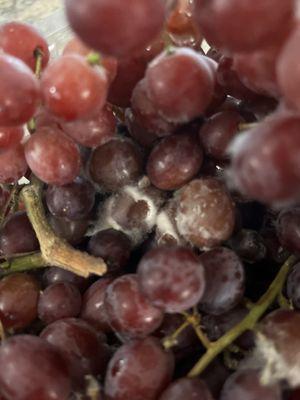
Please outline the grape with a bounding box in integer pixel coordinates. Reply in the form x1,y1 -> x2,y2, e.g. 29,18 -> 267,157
159,378 -> 214,400
24,127 -> 81,185
145,48 -> 214,123
63,37 -> 118,83
0,126 -> 24,149
137,247 -> 205,313
175,178 -> 235,249
194,0 -> 294,53
233,45 -> 281,98
46,177 -> 95,221
220,368 -> 281,400
40,318 -> 109,390
146,132 -> 203,190
80,278 -> 113,332
230,113 -> 300,205
201,359 -> 231,399
104,337 -> 174,400
199,110 -> 244,160
125,108 -> 160,148
0,335 -> 71,400
131,79 -> 177,137
0,22 -> 49,71
104,274 -> 164,340
88,229 -> 132,273
38,282 -> 82,324
0,211 -> 39,256
49,215 -> 88,245
41,55 -> 108,121
277,27 -> 300,112
286,263 -> 300,309
229,230 -> 267,263
0,144 -> 28,184
0,54 -> 40,126
108,55 -> 148,108
65,0 -> 166,58
89,138 -> 143,192
0,273 -> 39,331
257,310 -> 300,388
43,267 -> 88,293
0,187 -> 9,211
61,104 -> 117,148
198,248 -> 245,315
34,106 -> 60,130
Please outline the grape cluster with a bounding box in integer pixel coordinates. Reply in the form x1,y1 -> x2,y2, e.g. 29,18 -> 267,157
1,0 -> 300,399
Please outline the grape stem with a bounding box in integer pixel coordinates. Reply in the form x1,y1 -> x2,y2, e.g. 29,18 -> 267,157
27,48 -> 44,133
0,252 -> 46,276
163,320 -> 190,350
188,255 -> 297,378
86,52 -> 102,66
21,178 -> 107,278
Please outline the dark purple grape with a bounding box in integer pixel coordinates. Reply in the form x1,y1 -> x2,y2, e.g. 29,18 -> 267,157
0,211 -> 39,256
0,273 -> 39,331
287,262 -> 300,310
104,274 -> 164,340
38,282 -> 82,324
146,132 -> 203,190
229,230 -> 267,263
104,337 -> 174,400
220,368 -> 281,400
201,359 -> 231,399
175,178 -> 235,249
276,208 -> 300,254
198,248 -> 245,316
88,229 -> 132,273
257,310 -> 300,388
0,335 -> 71,400
80,278 -> 113,333
46,177 -> 95,221
138,247 -> 206,313
43,267 -> 88,292
89,138 -> 143,192
159,378 -> 214,400
40,318 -> 109,390
49,214 -> 89,245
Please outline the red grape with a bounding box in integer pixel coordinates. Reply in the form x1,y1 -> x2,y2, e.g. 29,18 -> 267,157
194,0 -> 294,52
198,248 -> 245,315
175,178 -> 235,249
0,335 -> 71,400
199,110 -> 244,160
230,113 -> 300,205
0,144 -> 27,184
0,126 -> 24,149
229,229 -> 266,263
41,318 -> 109,390
287,262 -> 300,310
49,215 -> 89,245
34,106 -> 60,130
63,37 -> 118,83
0,54 -> 40,126
80,278 -> 113,332
24,127 -> 81,185
61,104 -> 116,148
125,108 -> 160,148
104,274 -> 164,340
277,27 -> 300,112
0,22 -> 49,71
88,229 -> 132,274
0,211 -> 39,256
65,0 -> 166,58
131,79 -> 177,137
220,368 -> 281,400
276,208 -> 300,254
89,138 -> 143,192
38,282 -> 82,324
138,247 -> 205,313
146,132 -> 203,190
104,337 -> 174,400
159,378 -> 214,400
41,55 -> 108,121
46,177 -> 95,220
0,273 -> 40,331
145,48 -> 214,123
43,267 -> 88,293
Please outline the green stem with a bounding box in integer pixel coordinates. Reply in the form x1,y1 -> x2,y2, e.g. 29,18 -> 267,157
163,320 -> 190,350
21,179 -> 107,278
34,48 -> 43,78
0,253 -> 46,276
188,255 -> 297,378
86,52 -> 102,66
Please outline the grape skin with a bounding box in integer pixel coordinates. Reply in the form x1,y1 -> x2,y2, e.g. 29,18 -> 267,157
159,378 -> 214,400
104,337 -> 174,400
0,144 -> 28,184
0,126 -> 24,149
287,262 -> 300,310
